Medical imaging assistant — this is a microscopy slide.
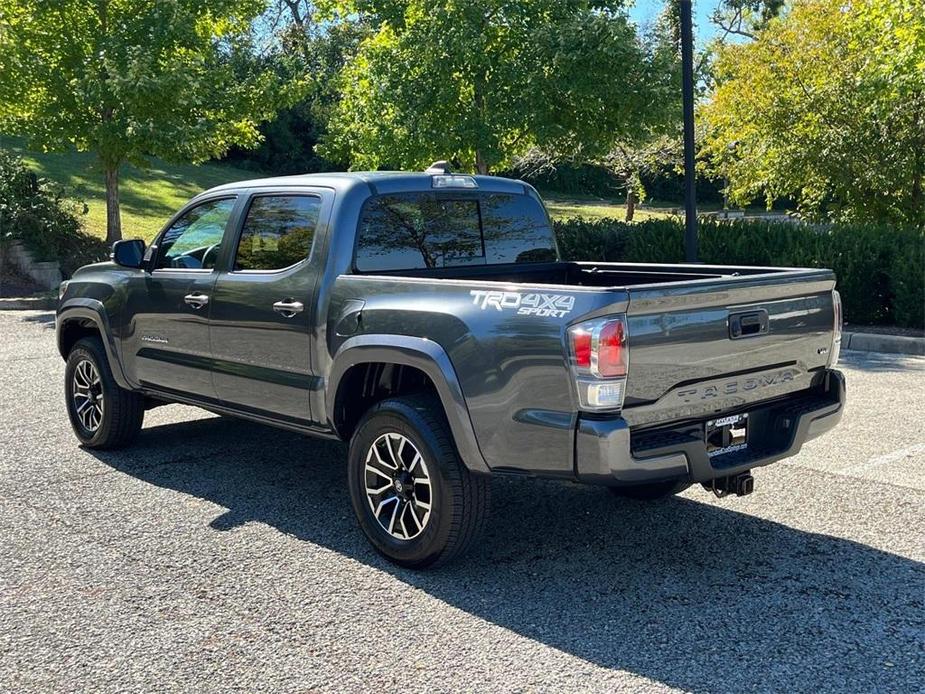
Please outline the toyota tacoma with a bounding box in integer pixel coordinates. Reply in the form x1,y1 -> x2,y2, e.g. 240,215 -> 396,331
57,163 -> 846,568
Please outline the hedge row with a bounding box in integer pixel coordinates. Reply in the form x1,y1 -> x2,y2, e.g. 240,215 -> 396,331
554,217 -> 924,329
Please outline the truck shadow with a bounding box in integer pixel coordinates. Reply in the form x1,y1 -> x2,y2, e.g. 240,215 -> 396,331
89,416 -> 923,693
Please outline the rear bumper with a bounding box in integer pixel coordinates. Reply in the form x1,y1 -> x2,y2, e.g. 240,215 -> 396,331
575,369 -> 845,486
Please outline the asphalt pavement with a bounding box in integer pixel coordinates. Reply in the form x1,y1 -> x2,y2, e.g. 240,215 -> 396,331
1,310 -> 923,693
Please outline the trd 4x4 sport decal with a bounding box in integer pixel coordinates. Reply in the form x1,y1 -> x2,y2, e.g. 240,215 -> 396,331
469,290 -> 575,318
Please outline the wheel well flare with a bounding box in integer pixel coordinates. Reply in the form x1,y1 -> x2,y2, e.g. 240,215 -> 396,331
59,318 -> 102,358
333,362 -> 439,439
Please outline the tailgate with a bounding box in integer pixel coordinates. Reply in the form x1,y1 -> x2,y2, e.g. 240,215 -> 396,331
621,269 -> 837,428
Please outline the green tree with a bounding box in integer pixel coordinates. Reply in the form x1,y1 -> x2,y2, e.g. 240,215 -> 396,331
709,0 -> 785,41
0,0 -> 291,242
224,1 -> 370,173
601,0 -> 684,221
702,0 -> 925,227
603,136 -> 684,221
321,1 -> 675,174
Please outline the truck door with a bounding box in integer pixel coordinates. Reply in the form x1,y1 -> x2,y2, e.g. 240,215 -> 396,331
208,190 -> 330,423
123,196 -> 238,400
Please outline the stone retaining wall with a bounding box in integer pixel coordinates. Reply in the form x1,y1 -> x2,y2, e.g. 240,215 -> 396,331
2,240 -> 62,291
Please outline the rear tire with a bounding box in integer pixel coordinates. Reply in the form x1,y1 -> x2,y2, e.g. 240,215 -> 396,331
65,337 -> 144,449
347,395 -> 490,569
609,480 -> 692,501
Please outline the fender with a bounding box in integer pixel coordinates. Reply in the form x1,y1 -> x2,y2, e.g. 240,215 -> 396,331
326,334 -> 491,474
56,299 -> 132,390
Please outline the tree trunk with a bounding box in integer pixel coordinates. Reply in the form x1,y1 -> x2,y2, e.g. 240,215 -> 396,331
625,190 -> 637,222
104,165 -> 122,244
475,150 -> 489,175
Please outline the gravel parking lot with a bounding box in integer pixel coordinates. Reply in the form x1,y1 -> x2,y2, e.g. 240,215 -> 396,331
1,309 -> 923,693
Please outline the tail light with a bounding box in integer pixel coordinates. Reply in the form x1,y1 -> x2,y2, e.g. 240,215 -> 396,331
567,316 -> 629,411
828,290 -> 842,366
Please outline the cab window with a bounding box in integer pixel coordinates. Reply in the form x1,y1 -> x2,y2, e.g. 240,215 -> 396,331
155,198 -> 235,270
354,192 -> 556,272
234,195 -> 321,271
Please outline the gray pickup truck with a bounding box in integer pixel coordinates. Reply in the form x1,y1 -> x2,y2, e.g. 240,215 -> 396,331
57,164 -> 845,568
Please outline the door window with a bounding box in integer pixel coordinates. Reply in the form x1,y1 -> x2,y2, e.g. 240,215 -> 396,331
234,195 -> 322,271
155,198 -> 235,270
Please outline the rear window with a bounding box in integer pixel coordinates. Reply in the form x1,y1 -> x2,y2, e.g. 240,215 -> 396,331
354,192 -> 557,272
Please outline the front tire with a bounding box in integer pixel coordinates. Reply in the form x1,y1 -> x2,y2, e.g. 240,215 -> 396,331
65,337 -> 144,449
347,395 -> 490,569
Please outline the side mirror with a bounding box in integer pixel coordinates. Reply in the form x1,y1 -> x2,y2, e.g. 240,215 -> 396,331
111,239 -> 146,268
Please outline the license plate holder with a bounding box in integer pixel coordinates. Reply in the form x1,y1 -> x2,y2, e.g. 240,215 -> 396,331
706,413 -> 749,457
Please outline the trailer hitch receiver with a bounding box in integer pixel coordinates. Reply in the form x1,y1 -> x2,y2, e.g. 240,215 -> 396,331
704,471 -> 755,498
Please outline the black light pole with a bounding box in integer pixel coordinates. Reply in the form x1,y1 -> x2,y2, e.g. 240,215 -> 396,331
680,0 -> 698,262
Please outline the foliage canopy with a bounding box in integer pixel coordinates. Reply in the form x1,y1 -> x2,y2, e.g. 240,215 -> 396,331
702,0 -> 925,227
321,0 -> 677,174
0,0 -> 292,240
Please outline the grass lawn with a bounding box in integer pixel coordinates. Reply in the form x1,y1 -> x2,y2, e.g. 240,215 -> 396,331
540,192 -> 677,222
2,136 -> 254,241
2,136 -> 675,239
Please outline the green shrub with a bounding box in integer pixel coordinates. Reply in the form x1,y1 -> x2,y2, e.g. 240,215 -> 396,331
0,149 -> 108,277
889,227 -> 925,328
623,219 -> 685,263
554,216 -> 925,329
554,217 -> 630,262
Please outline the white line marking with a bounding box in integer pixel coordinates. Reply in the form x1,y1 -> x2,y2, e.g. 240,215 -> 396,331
844,443 -> 925,475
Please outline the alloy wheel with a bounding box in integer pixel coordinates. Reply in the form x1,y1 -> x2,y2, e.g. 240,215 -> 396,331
72,359 -> 104,432
364,432 -> 433,540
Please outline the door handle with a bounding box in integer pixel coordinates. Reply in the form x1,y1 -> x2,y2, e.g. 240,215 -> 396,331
273,299 -> 304,318
729,309 -> 769,338
184,293 -> 209,309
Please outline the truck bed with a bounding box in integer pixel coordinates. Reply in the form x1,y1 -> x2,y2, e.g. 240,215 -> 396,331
366,259 -> 792,288
334,259 -> 837,476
